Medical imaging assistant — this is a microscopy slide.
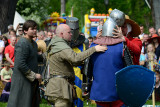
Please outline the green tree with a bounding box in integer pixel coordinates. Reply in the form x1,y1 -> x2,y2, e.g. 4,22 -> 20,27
16,0 -> 51,24
66,0 -> 106,29
107,0 -> 152,33
15,0 -> 153,32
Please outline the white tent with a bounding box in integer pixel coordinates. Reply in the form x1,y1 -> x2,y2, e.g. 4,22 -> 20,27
13,11 -> 25,30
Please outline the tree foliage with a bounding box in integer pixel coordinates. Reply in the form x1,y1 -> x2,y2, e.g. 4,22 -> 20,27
16,0 -> 153,32
107,0 -> 152,33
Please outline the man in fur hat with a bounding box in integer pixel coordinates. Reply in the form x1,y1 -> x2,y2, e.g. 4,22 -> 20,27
113,15 -> 142,65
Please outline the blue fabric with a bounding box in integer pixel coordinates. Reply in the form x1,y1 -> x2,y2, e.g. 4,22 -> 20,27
116,65 -> 155,107
74,98 -> 83,107
73,44 -> 84,107
74,76 -> 82,89
90,42 -> 124,101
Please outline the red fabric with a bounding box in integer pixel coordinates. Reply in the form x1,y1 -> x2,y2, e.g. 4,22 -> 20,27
124,36 -> 142,65
4,44 -> 15,63
8,39 -> 11,44
96,100 -> 124,107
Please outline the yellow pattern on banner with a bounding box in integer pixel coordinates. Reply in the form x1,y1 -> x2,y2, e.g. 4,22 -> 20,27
72,43 -> 86,106
75,85 -> 84,101
73,67 -> 83,81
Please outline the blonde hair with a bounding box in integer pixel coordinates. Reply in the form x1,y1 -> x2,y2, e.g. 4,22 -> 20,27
147,43 -> 155,53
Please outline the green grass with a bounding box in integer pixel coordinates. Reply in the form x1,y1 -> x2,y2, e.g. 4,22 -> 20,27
0,103 -> 52,107
145,100 -> 160,105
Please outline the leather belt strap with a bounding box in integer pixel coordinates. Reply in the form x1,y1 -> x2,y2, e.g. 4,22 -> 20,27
51,75 -> 69,79
51,75 -> 74,84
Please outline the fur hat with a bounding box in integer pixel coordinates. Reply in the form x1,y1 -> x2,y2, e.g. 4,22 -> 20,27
125,15 -> 141,37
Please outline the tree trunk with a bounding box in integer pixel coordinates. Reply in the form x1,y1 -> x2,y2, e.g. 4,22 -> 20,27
104,0 -> 109,12
61,0 -> 65,16
151,0 -> 160,30
0,0 -> 18,34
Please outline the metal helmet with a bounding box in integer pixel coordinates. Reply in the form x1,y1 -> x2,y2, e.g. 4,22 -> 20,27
110,9 -> 125,27
66,17 -> 79,41
102,17 -> 117,37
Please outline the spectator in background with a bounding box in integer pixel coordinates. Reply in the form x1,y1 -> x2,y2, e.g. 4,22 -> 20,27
16,23 -> 24,37
9,30 -> 16,37
33,35 -> 37,41
139,25 -> 145,40
16,27 -> 23,42
4,36 -> 16,68
149,27 -> 156,38
0,81 -> 11,102
154,66 -> 160,102
141,34 -> 149,54
45,31 -> 53,46
139,52 -> 145,67
8,30 -> 16,44
1,36 -> 8,66
17,27 -> 23,37
2,36 -> 9,47
148,34 -> 160,61
0,61 -> 13,86
3,25 -> 14,37
44,31 -> 48,38
97,19 -> 104,31
48,31 -> 54,39
88,37 -> 93,47
8,25 -> 14,32
96,19 -> 104,38
93,36 -> 97,41
0,38 -> 5,67
37,31 -> 45,41
158,28 -> 160,36
145,44 -> 157,70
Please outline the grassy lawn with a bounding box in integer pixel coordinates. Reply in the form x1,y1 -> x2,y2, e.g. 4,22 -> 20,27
0,99 -> 159,107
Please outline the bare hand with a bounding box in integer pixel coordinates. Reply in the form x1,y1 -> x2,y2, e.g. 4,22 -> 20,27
112,25 -> 125,40
35,74 -> 42,80
11,62 -> 14,66
6,80 -> 10,82
95,45 -> 108,52
35,74 -> 42,83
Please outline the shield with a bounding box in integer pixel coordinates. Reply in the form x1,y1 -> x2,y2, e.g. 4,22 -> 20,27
116,65 -> 155,107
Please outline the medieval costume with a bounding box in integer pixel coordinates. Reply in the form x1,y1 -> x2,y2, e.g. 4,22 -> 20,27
45,36 -> 96,106
89,9 -> 142,107
66,17 -> 89,107
7,37 -> 40,107
123,15 -> 142,65
89,10 -> 126,107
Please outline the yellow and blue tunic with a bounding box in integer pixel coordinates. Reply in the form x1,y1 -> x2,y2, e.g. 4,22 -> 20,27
72,43 -> 86,107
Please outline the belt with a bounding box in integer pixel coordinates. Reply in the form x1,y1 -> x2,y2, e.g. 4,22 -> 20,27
51,75 -> 74,84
